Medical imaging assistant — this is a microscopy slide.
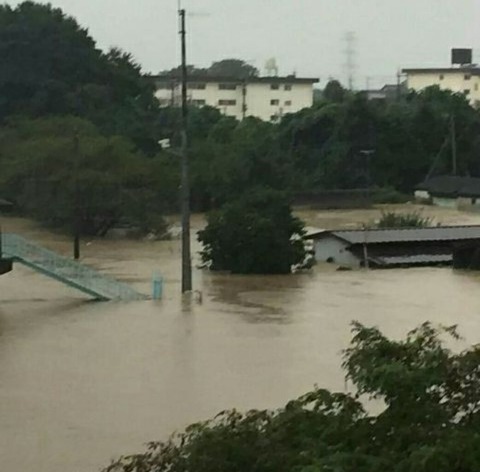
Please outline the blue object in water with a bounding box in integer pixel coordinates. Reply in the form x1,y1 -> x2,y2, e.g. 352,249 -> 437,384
152,273 -> 164,300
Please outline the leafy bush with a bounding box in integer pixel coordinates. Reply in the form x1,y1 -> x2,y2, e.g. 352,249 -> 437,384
371,187 -> 410,204
375,210 -> 433,228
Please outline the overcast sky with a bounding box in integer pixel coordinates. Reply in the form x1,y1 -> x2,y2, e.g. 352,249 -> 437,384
5,0 -> 480,88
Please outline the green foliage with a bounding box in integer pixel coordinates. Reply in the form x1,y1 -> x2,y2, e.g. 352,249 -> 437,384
0,1 -> 160,154
198,188 -> 306,274
277,86 -> 480,194
3,2 -> 480,233
161,59 -> 259,79
208,59 -> 259,78
323,79 -> 347,103
375,210 -> 433,228
104,323 -> 480,472
0,116 -> 172,235
370,187 -> 410,204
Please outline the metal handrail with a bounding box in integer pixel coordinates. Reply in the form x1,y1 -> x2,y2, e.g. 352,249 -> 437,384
2,233 -> 146,301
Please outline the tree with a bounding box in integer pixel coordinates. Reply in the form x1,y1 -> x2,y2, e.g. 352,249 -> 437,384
161,59 -> 259,80
104,322 -> 480,472
0,116 -> 170,235
197,188 -> 306,274
208,59 -> 259,78
323,79 -> 346,103
0,2 -> 161,154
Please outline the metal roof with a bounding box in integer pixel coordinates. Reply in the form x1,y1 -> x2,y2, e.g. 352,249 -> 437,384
403,67 -> 480,75
308,226 -> 480,245
151,74 -> 319,84
416,176 -> 480,198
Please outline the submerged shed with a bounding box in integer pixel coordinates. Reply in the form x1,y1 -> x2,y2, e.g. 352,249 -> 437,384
307,225 -> 480,269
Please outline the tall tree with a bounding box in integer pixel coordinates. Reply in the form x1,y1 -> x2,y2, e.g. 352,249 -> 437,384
323,79 -> 347,103
208,59 -> 259,78
0,1 -> 160,154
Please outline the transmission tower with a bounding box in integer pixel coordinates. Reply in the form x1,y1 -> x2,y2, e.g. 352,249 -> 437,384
343,31 -> 357,91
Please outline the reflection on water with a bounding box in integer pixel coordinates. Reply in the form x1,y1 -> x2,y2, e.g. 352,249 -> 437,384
2,209 -> 480,472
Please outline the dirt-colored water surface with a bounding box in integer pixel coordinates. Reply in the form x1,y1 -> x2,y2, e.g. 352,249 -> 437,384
2,205 -> 480,472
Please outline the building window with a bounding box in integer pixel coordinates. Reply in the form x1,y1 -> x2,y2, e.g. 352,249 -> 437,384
284,84 -> 292,91
192,99 -> 206,106
218,83 -> 237,90
439,74 -> 444,81
188,83 -> 206,90
465,74 -> 472,81
270,115 -> 280,122
285,100 -> 292,106
270,84 -> 280,90
464,89 -> 471,95
475,83 -> 479,91
218,99 -> 237,106
271,99 -> 280,106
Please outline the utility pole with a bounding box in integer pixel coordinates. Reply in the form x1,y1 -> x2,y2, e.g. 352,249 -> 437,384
179,8 -> 192,293
73,130 -> 80,260
451,115 -> 457,176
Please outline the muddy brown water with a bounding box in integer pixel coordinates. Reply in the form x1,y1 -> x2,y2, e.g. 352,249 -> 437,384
2,206 -> 480,472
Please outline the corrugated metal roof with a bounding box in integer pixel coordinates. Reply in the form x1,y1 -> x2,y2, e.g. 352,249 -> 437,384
416,176 -> 480,197
304,226 -> 325,237
309,226 -> 480,245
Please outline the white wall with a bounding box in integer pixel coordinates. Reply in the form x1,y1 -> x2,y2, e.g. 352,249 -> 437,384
406,71 -> 480,107
154,79 -> 315,121
245,82 -> 314,121
313,237 -> 360,268
414,190 -> 431,201
432,196 -> 458,209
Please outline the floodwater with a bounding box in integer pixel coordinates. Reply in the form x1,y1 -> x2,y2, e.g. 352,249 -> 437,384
2,205 -> 480,472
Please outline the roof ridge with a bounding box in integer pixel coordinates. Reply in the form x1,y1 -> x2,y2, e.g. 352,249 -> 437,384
332,224 -> 480,233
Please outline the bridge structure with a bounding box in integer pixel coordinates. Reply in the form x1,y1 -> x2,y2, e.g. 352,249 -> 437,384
1,233 -> 147,301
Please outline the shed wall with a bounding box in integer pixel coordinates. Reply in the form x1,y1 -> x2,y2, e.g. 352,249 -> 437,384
314,237 -> 360,268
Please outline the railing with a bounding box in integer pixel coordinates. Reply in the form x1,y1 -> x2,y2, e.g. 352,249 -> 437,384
2,233 -> 146,301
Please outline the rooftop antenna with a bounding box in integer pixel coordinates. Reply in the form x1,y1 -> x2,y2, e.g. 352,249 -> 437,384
343,31 -> 357,90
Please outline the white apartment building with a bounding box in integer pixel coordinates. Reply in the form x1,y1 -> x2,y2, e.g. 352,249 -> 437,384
402,67 -> 480,107
153,75 -> 319,122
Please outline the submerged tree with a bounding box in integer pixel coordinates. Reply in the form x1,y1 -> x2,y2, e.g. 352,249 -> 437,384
198,187 -> 306,274
375,210 -> 433,228
104,322 -> 480,472
0,116 -> 170,235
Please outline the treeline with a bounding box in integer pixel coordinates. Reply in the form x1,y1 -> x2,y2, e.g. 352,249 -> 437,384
1,2 -> 480,236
